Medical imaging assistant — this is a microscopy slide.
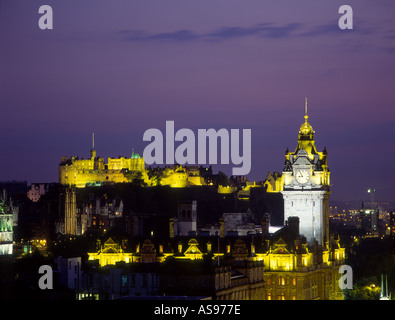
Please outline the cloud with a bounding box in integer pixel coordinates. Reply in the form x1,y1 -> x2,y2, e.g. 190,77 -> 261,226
260,23 -> 303,39
119,22 -> 303,43
298,24 -> 342,37
149,29 -> 200,42
119,29 -> 199,42
205,24 -> 271,40
298,22 -> 373,37
206,23 -> 302,40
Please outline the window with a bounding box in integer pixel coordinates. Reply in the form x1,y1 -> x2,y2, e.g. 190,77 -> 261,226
142,274 -> 148,288
121,275 -> 128,288
267,292 -> 271,300
292,277 -> 296,286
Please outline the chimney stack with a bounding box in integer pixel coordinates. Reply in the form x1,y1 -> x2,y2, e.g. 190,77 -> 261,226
287,216 -> 300,235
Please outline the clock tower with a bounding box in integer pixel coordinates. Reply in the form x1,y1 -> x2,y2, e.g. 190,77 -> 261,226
281,101 -> 330,246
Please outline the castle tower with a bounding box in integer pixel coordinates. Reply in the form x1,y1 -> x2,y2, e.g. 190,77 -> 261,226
281,100 -> 330,245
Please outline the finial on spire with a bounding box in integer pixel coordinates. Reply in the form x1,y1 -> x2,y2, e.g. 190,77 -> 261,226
305,97 -> 307,114
304,97 -> 308,122
92,132 -> 95,149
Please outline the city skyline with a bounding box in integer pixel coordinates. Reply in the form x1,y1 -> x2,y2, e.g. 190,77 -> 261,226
1,1 -> 395,202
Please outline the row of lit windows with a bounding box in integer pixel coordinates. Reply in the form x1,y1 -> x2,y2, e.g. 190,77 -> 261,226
266,276 -> 297,286
266,292 -> 296,300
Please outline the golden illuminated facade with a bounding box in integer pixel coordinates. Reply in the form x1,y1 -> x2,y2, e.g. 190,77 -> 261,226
87,215 -> 345,300
59,141 -> 204,188
88,238 -> 133,266
256,236 -> 345,300
282,106 -> 330,188
59,146 -> 149,188
264,172 -> 284,193
88,237 -> 224,266
150,165 -> 205,188
264,103 -> 329,193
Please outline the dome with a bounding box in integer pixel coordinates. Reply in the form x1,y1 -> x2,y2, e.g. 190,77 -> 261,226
298,114 -> 315,140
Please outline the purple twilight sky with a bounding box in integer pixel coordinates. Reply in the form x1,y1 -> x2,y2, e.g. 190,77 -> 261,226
0,0 -> 395,202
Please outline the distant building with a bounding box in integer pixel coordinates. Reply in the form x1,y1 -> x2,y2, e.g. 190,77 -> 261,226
87,213 -> 345,300
0,180 -> 28,195
390,212 -> 395,238
0,191 -> 17,256
82,197 -> 124,234
27,183 -> 55,202
59,143 -> 148,188
54,256 -> 82,291
176,200 -> 197,236
79,262 -> 161,300
59,137 -> 205,189
88,238 -> 133,267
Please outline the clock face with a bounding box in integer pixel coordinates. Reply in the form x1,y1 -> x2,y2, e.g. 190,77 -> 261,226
295,169 -> 310,184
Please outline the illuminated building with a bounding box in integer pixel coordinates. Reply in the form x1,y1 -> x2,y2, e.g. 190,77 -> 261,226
281,105 -> 330,245
264,171 -> 284,193
390,212 -> 395,238
87,213 -> 344,299
59,138 -> 205,188
264,102 -> 330,245
82,197 -> 124,233
59,139 -> 149,188
256,217 -> 345,300
88,238 -> 133,267
0,192 -> 15,256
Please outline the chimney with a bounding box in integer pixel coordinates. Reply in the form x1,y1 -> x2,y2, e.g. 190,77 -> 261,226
287,216 -> 300,235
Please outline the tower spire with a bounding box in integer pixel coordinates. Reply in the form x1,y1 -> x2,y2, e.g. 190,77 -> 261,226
305,97 -> 308,122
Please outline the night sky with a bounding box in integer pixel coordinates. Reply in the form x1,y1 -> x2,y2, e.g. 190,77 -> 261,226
1,0 -> 394,202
